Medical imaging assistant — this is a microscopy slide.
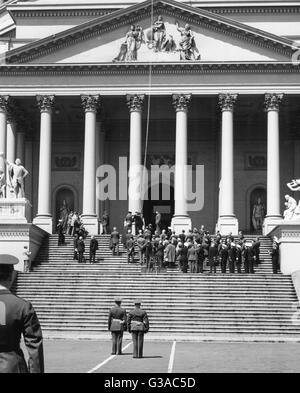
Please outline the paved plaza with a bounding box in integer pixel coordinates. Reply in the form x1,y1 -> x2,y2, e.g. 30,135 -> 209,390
21,339 -> 300,374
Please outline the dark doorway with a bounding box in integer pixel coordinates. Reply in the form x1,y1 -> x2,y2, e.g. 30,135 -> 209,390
250,187 -> 267,233
143,183 -> 174,230
55,187 -> 75,227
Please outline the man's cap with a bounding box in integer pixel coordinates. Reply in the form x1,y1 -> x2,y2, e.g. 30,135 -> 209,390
0,255 -> 19,265
134,299 -> 141,305
114,296 -> 122,302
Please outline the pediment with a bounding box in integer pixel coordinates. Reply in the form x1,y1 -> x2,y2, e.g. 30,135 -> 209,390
5,0 -> 299,64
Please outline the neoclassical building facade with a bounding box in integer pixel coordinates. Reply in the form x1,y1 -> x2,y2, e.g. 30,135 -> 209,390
0,0 -> 300,236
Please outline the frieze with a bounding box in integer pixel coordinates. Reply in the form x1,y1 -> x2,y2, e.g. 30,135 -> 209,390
0,232 -> 29,237
1,62 -> 300,80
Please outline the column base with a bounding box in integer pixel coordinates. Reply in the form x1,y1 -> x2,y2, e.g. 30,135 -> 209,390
171,215 -> 192,235
33,215 -> 53,234
263,216 -> 283,236
81,215 -> 98,235
216,216 -> 239,236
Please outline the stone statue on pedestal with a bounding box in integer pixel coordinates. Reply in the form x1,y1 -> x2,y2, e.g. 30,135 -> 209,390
0,153 -> 29,199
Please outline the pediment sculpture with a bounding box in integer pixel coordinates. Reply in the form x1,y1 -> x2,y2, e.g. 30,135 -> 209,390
113,16 -> 201,62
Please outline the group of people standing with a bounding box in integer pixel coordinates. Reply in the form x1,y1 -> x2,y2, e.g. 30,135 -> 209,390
119,224 -> 280,275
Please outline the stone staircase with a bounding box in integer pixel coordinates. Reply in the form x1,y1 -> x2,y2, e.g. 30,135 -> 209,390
12,235 -> 300,340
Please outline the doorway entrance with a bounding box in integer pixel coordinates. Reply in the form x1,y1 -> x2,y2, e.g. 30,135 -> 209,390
143,183 -> 175,231
55,187 -> 75,227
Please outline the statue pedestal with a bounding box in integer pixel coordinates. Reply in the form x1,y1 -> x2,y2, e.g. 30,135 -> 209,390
269,223 -> 300,275
0,223 -> 47,273
216,216 -> 239,236
0,198 -> 31,224
171,215 -> 192,235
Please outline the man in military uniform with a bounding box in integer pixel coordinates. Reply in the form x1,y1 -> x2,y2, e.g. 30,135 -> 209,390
0,255 -> 44,373
107,297 -> 127,355
127,300 -> 149,358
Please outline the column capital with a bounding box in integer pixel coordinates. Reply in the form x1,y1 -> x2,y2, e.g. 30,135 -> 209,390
81,94 -> 101,113
264,93 -> 284,112
0,95 -> 10,114
218,93 -> 238,112
36,95 -> 55,112
126,94 -> 145,112
172,94 -> 192,112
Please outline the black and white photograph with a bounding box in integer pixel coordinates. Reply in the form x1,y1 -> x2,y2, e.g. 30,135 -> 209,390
1,0 -> 300,379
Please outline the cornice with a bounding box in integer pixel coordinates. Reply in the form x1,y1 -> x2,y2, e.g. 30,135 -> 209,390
9,9 -> 117,18
5,0 -> 298,64
208,6 -> 300,14
0,61 -> 300,77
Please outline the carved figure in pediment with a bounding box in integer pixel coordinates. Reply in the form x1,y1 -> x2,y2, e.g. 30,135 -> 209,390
147,15 -> 166,52
125,24 -> 144,61
161,35 -> 176,53
113,25 -> 144,62
175,21 -> 201,61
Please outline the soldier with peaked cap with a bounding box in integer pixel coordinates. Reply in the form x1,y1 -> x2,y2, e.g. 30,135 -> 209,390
127,299 -> 149,358
108,297 -> 127,355
0,255 -> 44,373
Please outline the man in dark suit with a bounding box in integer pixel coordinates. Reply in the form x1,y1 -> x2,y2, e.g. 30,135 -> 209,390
110,227 -> 120,256
73,234 -> 79,260
108,297 -> 127,355
269,240 -> 280,274
57,219 -> 65,246
253,237 -> 261,266
127,300 -> 149,358
0,255 -> 44,373
89,235 -> 99,264
77,236 -> 85,263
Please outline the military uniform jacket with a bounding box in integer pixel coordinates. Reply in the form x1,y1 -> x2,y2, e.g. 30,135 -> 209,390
0,289 -> 44,373
108,306 -> 127,331
127,308 -> 149,333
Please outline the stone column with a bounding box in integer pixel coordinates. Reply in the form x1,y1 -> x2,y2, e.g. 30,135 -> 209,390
127,94 -> 144,219
81,95 -> 100,235
6,113 -> 16,171
25,140 -> 33,222
171,94 -> 192,234
0,96 -> 9,173
95,120 -> 106,230
16,132 -> 25,164
263,93 -> 284,235
33,95 -> 55,234
217,93 -> 239,236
